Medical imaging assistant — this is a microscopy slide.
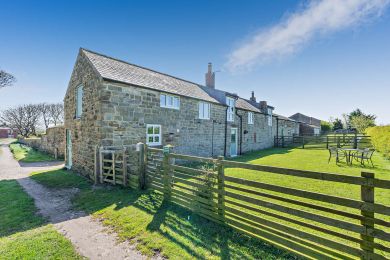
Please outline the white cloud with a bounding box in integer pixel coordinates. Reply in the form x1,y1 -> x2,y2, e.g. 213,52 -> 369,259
226,0 -> 390,71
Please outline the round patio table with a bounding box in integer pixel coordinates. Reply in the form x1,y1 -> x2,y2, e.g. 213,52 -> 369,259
338,148 -> 360,165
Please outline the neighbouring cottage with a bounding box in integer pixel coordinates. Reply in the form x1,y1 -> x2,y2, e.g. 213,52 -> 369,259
289,113 -> 321,135
64,48 -> 298,178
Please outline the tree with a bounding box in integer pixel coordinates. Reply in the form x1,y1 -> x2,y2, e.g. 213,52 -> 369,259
347,108 -> 376,133
0,70 -> 16,88
332,118 -> 343,131
39,103 -> 51,130
348,108 -> 376,121
321,121 -> 333,133
350,115 -> 376,133
48,103 -> 64,126
1,104 -> 41,137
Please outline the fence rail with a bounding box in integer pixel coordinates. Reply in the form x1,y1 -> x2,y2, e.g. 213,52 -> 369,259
142,144 -> 390,259
275,134 -> 372,149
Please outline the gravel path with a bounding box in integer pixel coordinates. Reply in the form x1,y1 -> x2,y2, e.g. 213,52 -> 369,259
0,140 -> 147,260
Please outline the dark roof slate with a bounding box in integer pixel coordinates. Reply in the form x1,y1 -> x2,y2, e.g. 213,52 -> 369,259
81,48 -> 269,113
82,49 -> 219,103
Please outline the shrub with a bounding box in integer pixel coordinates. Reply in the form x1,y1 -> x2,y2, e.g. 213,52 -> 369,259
366,126 -> 390,159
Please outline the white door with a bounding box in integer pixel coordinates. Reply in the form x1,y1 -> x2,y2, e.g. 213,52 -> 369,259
66,129 -> 72,169
230,128 -> 238,157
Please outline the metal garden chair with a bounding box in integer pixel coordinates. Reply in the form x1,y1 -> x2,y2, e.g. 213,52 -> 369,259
328,147 -> 346,164
352,148 -> 375,167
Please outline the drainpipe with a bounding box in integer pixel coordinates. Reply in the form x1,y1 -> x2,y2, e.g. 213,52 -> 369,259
235,109 -> 243,155
211,120 -> 215,157
224,107 -> 228,157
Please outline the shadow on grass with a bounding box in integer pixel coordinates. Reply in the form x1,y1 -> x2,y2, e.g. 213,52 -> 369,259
231,147 -> 294,163
30,169 -> 298,259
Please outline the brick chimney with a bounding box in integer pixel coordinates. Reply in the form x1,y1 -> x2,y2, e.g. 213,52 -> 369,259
250,91 -> 256,102
259,101 -> 268,114
205,62 -> 215,88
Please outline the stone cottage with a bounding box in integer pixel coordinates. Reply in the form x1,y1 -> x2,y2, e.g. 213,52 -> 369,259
64,48 -> 298,177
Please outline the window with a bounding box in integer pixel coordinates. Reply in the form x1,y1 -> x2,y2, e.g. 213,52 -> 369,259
267,108 -> 272,126
75,85 -> 83,118
248,112 -> 254,124
160,93 -> 180,109
146,124 -> 161,146
226,97 -> 235,122
199,102 -> 210,119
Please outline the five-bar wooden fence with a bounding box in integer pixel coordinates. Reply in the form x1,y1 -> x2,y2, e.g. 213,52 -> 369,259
143,145 -> 390,259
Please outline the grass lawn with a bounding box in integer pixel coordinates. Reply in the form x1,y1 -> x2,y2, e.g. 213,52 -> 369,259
9,143 -> 56,162
0,179 -> 81,259
30,169 -> 297,259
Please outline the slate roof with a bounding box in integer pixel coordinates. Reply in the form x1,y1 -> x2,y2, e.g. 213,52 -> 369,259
274,114 -> 296,122
81,48 -> 268,112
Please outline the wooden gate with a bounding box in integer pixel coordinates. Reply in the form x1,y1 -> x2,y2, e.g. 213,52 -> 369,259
99,147 -> 127,186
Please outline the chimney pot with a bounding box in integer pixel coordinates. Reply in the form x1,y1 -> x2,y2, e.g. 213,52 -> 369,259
250,91 -> 256,102
205,62 -> 215,89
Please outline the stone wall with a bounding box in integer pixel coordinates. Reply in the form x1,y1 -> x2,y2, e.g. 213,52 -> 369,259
19,126 -> 65,159
41,126 -> 66,158
64,50 -> 103,179
99,82 -> 276,158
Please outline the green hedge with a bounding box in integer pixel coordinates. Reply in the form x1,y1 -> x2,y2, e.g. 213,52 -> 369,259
366,126 -> 390,159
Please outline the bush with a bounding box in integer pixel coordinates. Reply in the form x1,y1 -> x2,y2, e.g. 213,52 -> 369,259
366,126 -> 390,159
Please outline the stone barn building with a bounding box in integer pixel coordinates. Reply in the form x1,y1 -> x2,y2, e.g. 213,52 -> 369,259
289,113 -> 321,135
64,48 -> 298,178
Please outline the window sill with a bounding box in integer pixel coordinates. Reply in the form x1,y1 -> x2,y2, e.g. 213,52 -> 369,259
147,143 -> 162,147
160,106 -> 180,110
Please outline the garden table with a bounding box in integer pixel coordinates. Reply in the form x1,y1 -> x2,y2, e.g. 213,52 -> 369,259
338,148 -> 360,165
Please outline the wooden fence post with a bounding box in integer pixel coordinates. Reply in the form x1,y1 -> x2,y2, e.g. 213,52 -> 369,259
360,171 -> 375,259
99,146 -> 103,184
337,136 -> 341,148
354,133 -> 358,149
282,136 -> 285,148
136,142 -> 146,189
217,156 -> 225,220
302,136 -> 305,149
163,145 -> 173,200
122,148 -> 127,187
94,145 -> 98,184
326,136 -> 329,149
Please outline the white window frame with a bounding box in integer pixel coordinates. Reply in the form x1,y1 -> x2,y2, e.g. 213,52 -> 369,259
226,97 -> 235,122
198,102 -> 210,120
267,108 -> 273,127
75,85 -> 83,118
248,112 -> 254,125
160,93 -> 180,109
146,124 -> 162,146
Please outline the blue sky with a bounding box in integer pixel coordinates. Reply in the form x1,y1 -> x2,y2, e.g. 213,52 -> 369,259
1,0 -> 389,124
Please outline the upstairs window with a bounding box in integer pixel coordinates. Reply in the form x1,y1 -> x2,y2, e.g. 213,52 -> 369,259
160,94 -> 180,109
267,108 -> 273,126
146,124 -> 161,146
198,102 -> 210,120
75,85 -> 83,118
226,97 -> 235,122
248,112 -> 254,125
